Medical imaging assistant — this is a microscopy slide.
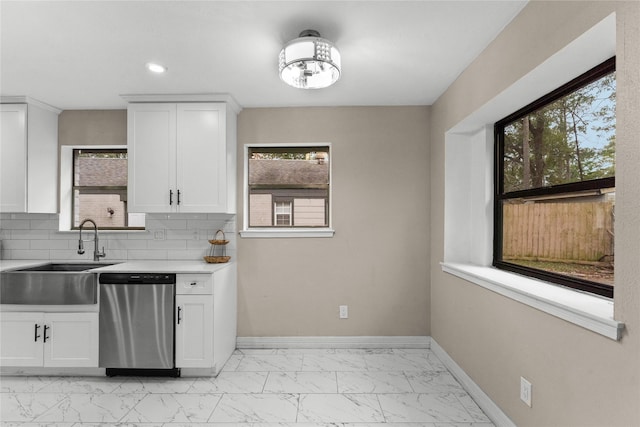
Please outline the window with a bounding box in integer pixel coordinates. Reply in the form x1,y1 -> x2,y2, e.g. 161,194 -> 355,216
244,144 -> 332,236
274,201 -> 293,226
71,148 -> 144,230
494,57 -> 615,298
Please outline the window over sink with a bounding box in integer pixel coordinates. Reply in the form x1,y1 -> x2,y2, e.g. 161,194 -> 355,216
60,146 -> 145,231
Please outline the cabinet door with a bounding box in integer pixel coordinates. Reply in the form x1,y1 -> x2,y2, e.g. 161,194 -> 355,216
0,312 -> 44,366
176,103 -> 227,212
0,104 -> 28,212
43,313 -> 99,367
128,103 -> 176,213
175,295 -> 213,368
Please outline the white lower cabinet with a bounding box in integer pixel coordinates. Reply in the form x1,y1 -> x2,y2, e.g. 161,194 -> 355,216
175,294 -> 213,368
0,312 -> 99,367
174,267 -> 237,374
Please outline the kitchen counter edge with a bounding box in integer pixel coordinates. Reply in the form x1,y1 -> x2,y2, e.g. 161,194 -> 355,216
0,260 -> 234,274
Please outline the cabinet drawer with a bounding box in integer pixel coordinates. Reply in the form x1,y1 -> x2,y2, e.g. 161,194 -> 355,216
176,274 -> 213,295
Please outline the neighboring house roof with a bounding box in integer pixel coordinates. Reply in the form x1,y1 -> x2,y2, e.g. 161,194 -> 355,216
249,159 -> 329,186
78,158 -> 127,186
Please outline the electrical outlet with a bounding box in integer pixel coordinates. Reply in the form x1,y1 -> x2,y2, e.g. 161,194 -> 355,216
339,305 -> 348,319
520,376 -> 532,407
153,230 -> 165,240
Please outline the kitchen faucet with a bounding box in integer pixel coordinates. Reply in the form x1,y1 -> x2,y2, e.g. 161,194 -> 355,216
78,219 -> 106,261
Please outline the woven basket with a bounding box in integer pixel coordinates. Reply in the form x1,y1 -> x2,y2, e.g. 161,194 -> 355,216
204,255 -> 231,264
204,229 -> 231,263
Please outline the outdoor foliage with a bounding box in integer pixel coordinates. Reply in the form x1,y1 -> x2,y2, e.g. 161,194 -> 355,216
503,72 -> 616,193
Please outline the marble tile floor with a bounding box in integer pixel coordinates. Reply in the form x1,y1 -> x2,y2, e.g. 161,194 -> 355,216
0,348 -> 494,427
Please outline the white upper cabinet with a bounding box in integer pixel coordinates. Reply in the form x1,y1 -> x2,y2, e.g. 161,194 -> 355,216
127,100 -> 237,213
0,99 -> 60,213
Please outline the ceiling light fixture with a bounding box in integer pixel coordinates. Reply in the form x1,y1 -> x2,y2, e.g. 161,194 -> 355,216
146,62 -> 167,73
279,29 -> 341,89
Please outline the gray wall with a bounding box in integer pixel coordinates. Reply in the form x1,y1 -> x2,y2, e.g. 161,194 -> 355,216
236,106 -> 430,337
430,2 -> 639,425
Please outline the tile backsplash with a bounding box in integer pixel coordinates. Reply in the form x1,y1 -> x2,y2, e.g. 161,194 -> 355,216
0,213 -> 236,262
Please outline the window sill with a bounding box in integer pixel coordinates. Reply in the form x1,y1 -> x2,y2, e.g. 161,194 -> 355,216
240,228 -> 335,238
441,262 -> 624,341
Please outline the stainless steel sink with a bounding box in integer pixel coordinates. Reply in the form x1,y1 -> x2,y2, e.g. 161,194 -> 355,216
14,263 -> 112,272
0,263 -> 117,305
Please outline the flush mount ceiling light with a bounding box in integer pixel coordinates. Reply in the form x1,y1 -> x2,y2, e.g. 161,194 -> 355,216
146,62 -> 167,73
279,29 -> 341,89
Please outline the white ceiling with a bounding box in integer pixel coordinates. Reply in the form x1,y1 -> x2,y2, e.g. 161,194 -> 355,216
0,1 -> 527,110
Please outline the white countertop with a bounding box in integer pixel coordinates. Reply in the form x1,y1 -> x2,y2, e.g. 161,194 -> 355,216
0,260 -> 234,274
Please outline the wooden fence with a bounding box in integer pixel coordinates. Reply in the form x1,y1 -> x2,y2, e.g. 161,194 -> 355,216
502,201 -> 614,264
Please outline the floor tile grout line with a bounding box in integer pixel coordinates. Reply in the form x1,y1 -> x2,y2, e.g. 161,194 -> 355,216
114,391 -> 148,424
205,391 -> 225,423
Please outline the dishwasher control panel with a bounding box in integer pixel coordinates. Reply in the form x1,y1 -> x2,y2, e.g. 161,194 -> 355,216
99,273 -> 176,284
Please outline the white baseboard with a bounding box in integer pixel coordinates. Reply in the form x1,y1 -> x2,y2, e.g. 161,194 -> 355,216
236,336 -> 430,349
431,339 -> 516,427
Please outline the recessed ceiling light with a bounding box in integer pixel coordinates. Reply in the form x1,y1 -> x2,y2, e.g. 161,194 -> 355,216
146,62 -> 167,73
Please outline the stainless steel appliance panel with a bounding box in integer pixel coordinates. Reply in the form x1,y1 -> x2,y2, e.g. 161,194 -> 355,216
99,278 -> 174,369
1,271 -> 97,305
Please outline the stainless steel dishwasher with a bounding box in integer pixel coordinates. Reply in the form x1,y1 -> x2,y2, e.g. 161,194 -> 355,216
99,273 -> 178,376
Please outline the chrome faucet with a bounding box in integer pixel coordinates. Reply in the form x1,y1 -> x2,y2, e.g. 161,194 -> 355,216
78,219 -> 106,261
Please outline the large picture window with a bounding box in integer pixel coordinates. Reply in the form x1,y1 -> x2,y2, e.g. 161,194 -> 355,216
247,145 -> 330,230
494,57 -> 615,298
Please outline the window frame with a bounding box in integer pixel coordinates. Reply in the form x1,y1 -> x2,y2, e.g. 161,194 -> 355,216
273,200 -> 293,226
493,57 -> 615,298
241,143 -> 335,238
59,145 -> 144,232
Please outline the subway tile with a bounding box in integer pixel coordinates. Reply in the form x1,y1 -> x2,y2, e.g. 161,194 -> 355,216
29,240 -> 70,250
11,230 -> 50,240
9,250 -> 50,260
167,249 -> 208,260
29,219 -> 59,230
2,220 -> 32,230
1,240 -> 30,250
147,240 -> 187,250
107,239 -> 148,250
127,250 -> 168,260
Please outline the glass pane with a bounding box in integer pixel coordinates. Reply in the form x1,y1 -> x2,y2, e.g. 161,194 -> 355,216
74,151 -> 127,186
74,190 -> 127,228
248,146 -> 329,228
501,190 -> 614,286
249,194 -> 272,226
294,198 -> 326,226
503,72 -> 615,193
274,201 -> 292,226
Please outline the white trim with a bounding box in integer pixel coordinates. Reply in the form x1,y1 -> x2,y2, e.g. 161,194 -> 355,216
240,228 -> 335,238
120,93 -> 242,113
242,143 -> 333,237
0,96 -> 62,114
431,339 -> 516,427
236,336 -> 430,349
442,262 -> 624,341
